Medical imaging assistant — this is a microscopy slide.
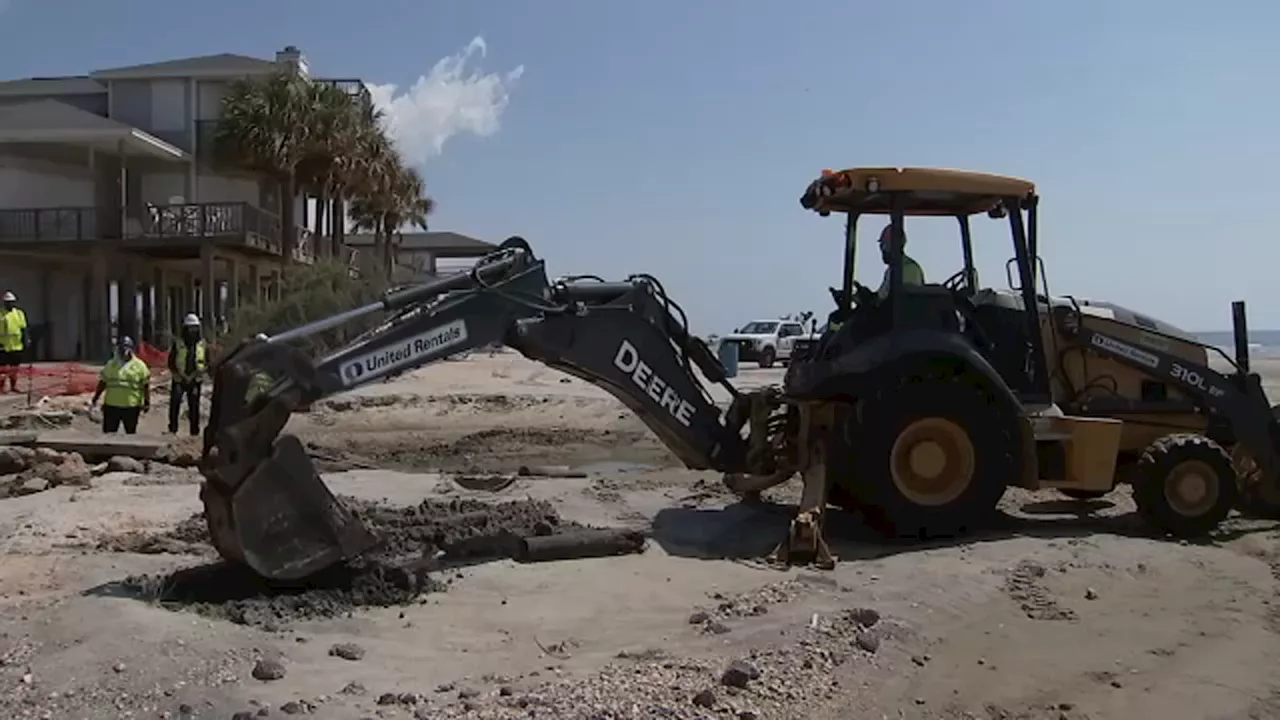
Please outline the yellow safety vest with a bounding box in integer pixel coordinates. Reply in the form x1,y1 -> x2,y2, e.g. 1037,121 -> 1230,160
174,341 -> 207,380
100,356 -> 150,408
0,307 -> 26,352
245,371 -> 274,404
876,255 -> 926,299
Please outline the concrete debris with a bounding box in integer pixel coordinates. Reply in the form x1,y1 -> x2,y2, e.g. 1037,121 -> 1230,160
0,445 -> 34,473
328,643 -> 365,661
0,447 -> 92,497
106,455 -> 145,474
0,410 -> 73,431
250,658 -> 286,681
720,659 -> 760,688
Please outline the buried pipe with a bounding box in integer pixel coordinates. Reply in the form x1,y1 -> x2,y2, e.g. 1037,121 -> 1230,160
514,528 -> 647,563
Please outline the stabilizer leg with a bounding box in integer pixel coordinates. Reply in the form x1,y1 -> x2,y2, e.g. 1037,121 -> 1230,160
766,439 -> 836,570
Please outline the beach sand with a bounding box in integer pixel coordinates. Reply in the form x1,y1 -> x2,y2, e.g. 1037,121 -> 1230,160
0,352 -> 1279,718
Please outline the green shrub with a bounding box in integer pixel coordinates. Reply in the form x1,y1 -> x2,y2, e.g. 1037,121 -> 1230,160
226,260 -> 388,356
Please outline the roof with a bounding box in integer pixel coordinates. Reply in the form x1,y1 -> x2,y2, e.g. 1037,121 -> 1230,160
800,167 -> 1037,216
344,231 -> 497,254
90,53 -> 280,80
0,76 -> 105,96
0,100 -> 187,160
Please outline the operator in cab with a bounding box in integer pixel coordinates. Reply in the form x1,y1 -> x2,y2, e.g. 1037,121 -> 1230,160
875,224 -> 925,298
90,336 -> 151,435
167,313 -> 207,436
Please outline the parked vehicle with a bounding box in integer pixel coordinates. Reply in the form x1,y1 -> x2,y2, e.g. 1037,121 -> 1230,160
720,319 -> 808,368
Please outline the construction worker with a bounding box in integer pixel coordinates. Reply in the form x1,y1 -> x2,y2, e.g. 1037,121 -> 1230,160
244,334 -> 275,405
167,313 -> 207,435
0,291 -> 28,393
90,336 -> 151,435
875,224 -> 926,299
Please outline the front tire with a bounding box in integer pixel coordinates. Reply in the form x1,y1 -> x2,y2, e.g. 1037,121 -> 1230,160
758,347 -> 776,369
832,373 -> 1018,540
1134,434 -> 1236,537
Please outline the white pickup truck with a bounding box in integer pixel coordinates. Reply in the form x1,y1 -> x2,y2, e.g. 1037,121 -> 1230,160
719,319 -> 811,368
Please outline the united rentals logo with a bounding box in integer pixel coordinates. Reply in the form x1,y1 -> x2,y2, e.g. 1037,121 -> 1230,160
343,362 -> 365,383
1090,333 -> 1159,369
339,320 -> 469,387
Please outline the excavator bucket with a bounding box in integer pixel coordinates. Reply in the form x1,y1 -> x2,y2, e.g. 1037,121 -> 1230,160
200,339 -> 379,581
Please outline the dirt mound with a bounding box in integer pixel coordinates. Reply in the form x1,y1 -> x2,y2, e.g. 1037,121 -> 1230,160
117,497 -> 578,627
97,514 -> 211,555
328,427 -> 675,473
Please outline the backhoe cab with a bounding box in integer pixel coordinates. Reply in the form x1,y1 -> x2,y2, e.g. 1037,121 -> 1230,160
790,167 -> 1280,540
774,168 -> 1122,545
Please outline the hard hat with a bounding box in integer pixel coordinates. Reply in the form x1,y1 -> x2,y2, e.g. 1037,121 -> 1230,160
878,225 -> 907,247
183,313 -> 201,327
1,291 -> 14,302
117,335 -> 135,349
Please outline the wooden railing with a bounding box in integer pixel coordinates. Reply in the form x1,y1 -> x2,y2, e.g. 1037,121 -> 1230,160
0,207 -> 98,242
133,202 -> 283,251
293,227 -> 315,263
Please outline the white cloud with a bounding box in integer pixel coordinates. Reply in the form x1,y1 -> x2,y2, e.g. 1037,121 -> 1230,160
367,37 -> 524,166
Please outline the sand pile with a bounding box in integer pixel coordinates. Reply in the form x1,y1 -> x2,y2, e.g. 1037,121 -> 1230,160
118,496 -> 579,628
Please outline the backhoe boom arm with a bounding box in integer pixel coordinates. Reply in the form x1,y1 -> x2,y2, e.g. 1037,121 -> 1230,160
1055,308 -> 1280,508
200,239 -> 784,580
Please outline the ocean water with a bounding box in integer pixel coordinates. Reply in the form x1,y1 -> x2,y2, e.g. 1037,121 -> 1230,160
1196,330 -> 1280,359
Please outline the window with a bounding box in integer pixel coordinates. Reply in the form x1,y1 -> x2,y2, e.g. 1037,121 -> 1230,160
150,80 -> 187,132
739,322 -> 779,334
197,82 -> 227,121
780,324 -> 804,337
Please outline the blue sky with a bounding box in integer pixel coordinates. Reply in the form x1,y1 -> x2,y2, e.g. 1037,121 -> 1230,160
1,0 -> 1277,332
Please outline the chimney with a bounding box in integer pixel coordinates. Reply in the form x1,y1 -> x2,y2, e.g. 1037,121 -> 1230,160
275,45 -> 310,77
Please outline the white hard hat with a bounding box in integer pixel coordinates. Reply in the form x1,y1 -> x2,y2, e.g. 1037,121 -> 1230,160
1,291 -> 14,302
182,313 -> 201,327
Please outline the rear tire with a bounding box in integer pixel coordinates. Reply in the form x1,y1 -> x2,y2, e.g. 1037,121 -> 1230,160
758,347 -> 776,369
1134,434 -> 1236,537
831,372 -> 1018,540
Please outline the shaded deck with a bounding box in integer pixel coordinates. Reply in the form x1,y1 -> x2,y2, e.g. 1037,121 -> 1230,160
0,202 -> 311,262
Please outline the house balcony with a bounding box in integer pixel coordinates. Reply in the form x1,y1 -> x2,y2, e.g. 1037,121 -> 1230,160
316,78 -> 374,110
0,202 -> 313,262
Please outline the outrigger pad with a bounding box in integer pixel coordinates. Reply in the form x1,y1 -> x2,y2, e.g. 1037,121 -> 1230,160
204,434 -> 379,581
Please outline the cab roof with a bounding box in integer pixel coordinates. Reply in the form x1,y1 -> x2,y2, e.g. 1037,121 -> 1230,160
800,167 -> 1036,216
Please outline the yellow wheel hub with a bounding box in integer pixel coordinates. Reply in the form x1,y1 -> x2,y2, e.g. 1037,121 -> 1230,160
1164,460 -> 1218,517
890,418 -> 976,506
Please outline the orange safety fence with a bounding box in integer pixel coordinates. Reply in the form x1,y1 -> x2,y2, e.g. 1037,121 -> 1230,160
3,340 -> 224,399
135,341 -> 170,368
12,363 -> 101,398
136,340 -> 225,368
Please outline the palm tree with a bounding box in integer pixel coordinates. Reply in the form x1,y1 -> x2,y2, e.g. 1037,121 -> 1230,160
348,155 -> 435,279
296,82 -> 363,258
213,70 -> 432,278
213,70 -> 315,262
330,106 -> 389,259
346,132 -> 396,272
382,165 -> 435,276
